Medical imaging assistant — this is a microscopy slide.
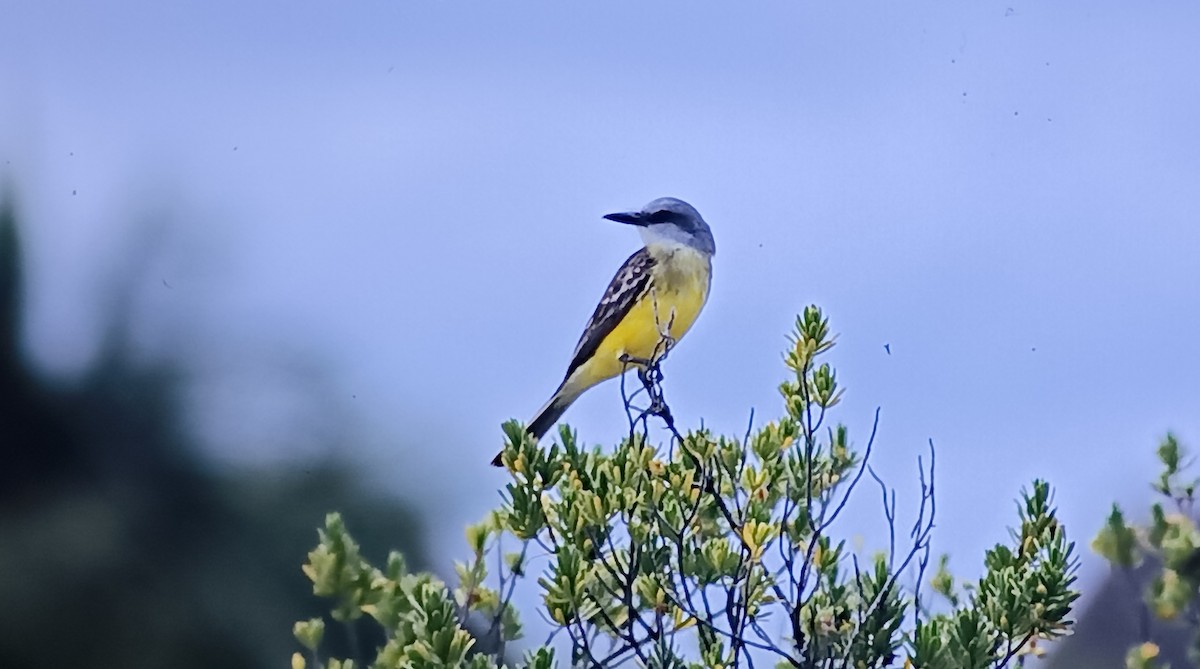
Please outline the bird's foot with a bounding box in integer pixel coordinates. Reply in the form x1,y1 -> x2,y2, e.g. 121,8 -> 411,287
619,353 -> 654,368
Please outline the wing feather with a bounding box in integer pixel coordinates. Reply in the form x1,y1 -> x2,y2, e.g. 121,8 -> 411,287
562,248 -> 655,380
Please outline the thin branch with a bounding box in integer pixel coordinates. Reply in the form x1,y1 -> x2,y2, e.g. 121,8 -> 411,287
816,408 -> 882,534
867,464 -> 897,567
994,630 -> 1037,668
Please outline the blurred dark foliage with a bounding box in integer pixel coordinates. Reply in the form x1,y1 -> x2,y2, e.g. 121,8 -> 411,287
0,197 -> 425,669
1048,560 -> 1193,668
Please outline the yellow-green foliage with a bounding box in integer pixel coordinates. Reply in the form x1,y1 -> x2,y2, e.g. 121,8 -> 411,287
298,307 -> 1079,669
1094,433 -> 1200,668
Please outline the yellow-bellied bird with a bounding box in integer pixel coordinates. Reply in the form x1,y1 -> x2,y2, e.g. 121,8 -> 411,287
492,197 -> 715,466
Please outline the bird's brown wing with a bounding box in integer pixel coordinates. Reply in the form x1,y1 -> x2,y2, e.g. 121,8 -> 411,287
562,247 -> 655,381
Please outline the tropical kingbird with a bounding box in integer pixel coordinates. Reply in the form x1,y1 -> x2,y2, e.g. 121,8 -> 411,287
492,197 -> 715,466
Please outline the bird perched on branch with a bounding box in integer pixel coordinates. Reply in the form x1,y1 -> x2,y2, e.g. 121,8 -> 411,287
492,197 -> 715,466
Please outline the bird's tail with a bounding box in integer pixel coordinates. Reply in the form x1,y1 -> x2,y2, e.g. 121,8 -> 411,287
527,394 -> 572,440
490,389 -> 575,467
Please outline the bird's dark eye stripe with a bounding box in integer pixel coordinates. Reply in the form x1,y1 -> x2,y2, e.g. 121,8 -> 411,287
646,210 -> 680,224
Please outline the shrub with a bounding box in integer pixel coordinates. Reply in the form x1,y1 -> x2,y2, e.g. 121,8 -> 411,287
295,307 -> 1078,668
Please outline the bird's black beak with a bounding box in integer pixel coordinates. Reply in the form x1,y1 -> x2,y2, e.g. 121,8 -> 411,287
603,211 -> 646,226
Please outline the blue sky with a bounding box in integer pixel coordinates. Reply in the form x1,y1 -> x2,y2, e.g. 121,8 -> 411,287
3,0 -> 1198,647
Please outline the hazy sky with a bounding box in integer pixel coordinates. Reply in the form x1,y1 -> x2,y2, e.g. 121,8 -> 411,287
3,0 -> 1198,646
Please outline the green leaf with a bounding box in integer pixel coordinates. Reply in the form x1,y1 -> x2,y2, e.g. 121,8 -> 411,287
1092,504 -> 1139,568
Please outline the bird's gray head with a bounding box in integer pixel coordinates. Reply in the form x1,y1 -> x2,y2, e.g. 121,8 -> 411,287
602,197 -> 716,256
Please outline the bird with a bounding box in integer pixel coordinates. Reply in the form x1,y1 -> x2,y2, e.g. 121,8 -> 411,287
492,197 -> 715,466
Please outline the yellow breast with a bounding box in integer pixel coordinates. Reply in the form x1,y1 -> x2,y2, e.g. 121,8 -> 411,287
570,244 -> 711,391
